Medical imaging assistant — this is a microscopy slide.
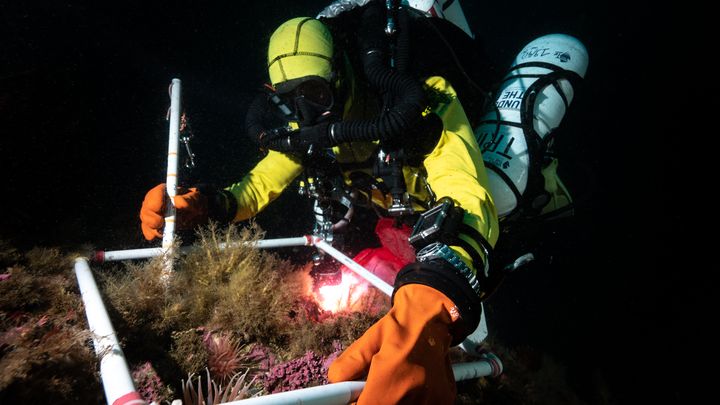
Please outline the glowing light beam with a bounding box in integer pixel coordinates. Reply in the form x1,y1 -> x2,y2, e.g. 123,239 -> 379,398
314,269 -> 368,313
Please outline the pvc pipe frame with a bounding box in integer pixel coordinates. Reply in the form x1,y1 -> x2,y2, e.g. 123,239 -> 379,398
74,258 -> 146,405
75,246 -> 502,405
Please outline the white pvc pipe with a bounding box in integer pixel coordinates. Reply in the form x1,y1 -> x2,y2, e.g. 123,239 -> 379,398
312,237 -> 394,296
223,236 -> 313,250
225,359 -> 501,405
94,248 -> 168,262
74,258 -> 146,405
94,237 -> 313,262
452,356 -> 503,380
162,78 -> 182,276
224,381 -> 365,405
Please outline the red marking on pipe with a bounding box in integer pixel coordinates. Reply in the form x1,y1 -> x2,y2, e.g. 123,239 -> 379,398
305,235 -> 314,246
112,391 -> 146,405
94,251 -> 105,263
488,357 -> 502,377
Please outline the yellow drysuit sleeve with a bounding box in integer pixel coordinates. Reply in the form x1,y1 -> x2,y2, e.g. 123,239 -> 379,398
422,76 -> 500,274
224,150 -> 304,222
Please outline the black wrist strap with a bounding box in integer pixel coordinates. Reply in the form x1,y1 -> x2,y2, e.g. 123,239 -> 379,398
394,259 -> 483,346
197,185 -> 236,225
212,190 -> 237,225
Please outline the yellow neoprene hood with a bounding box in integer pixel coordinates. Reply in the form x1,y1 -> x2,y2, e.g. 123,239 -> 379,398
267,17 -> 334,87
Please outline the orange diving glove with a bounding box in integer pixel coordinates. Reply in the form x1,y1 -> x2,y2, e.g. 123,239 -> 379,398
327,285 -> 456,404
328,257 -> 483,405
140,183 -> 235,241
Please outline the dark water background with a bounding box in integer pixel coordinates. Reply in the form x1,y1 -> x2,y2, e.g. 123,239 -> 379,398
2,1 -> 701,404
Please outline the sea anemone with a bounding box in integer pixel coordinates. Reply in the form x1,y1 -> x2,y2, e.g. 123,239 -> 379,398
182,368 -> 255,405
204,331 -> 245,383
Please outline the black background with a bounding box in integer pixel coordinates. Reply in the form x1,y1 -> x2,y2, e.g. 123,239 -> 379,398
2,1 -> 700,404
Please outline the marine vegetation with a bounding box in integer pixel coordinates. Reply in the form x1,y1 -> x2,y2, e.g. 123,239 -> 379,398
0,242 -> 103,404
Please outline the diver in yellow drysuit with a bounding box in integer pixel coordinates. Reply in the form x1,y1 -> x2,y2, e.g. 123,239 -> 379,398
141,3 -> 499,403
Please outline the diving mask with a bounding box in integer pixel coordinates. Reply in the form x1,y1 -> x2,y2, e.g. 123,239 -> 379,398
274,76 -> 335,125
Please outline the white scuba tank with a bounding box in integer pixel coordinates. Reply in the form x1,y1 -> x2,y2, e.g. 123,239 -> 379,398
475,34 -> 589,217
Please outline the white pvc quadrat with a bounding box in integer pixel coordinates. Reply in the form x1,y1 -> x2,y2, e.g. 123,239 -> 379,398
82,237 -> 502,405
77,75 -> 502,405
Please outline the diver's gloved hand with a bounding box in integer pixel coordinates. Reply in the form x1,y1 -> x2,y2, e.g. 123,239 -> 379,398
139,184 -> 217,241
260,122 -> 331,155
327,283 -> 460,405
